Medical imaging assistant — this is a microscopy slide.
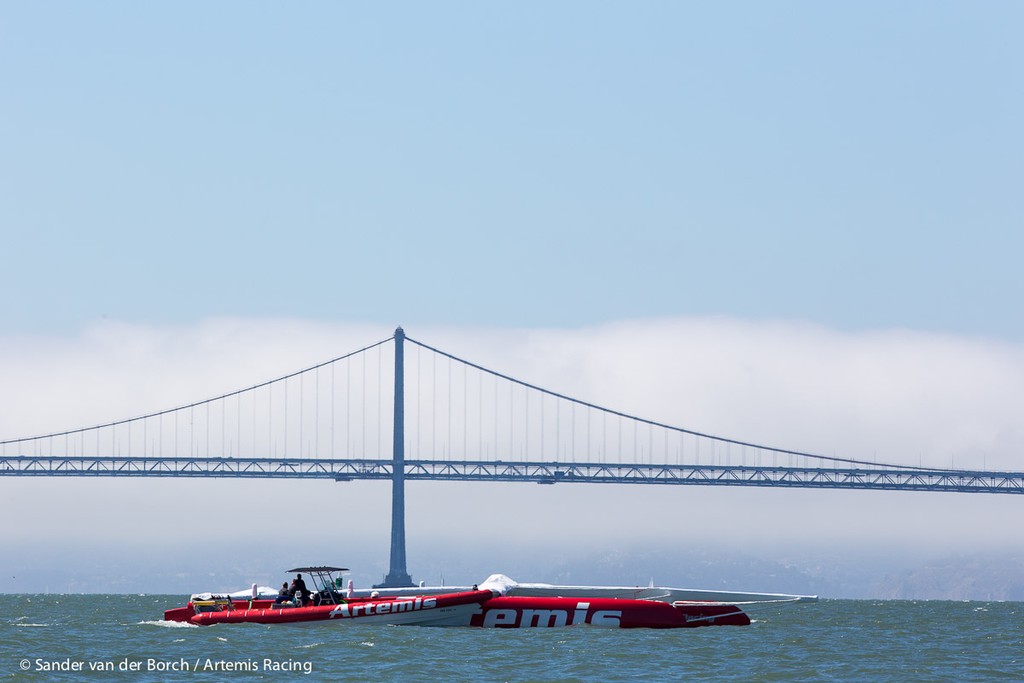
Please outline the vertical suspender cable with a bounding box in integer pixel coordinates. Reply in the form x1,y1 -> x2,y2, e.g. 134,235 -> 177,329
346,358 -> 350,458
300,372 -> 304,458
664,426 -> 668,467
315,366 -> 320,458
493,373 -> 497,461
557,397 -> 565,462
346,360 -> 350,458
586,408 -> 591,462
524,389 -> 529,460
478,371 -> 482,458
447,356 -> 452,459
331,362 -> 335,458
361,349 -> 366,457
378,344 -> 382,459
416,344 -> 421,458
633,418 -> 638,464
432,350 -> 436,458
463,362 -> 467,459
617,414 -> 622,464
432,350 -> 436,456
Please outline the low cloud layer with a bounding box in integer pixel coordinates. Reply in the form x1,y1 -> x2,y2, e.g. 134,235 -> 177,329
1,316 -> 1022,589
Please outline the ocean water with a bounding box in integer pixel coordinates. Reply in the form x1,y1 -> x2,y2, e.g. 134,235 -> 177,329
1,595 -> 1021,682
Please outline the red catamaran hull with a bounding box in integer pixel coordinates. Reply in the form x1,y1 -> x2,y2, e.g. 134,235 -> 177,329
165,591 -> 749,628
470,596 -> 749,628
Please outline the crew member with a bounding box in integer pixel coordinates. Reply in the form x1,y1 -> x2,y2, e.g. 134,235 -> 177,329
291,574 -> 310,604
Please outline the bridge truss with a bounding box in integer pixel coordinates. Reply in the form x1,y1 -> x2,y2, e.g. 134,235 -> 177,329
2,455 -> 1021,494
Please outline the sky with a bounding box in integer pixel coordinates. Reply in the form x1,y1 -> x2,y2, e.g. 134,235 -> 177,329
1,2 -> 1022,594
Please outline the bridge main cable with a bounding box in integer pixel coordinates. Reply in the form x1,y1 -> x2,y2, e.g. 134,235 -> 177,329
404,335 -> 952,473
0,334 -> 396,448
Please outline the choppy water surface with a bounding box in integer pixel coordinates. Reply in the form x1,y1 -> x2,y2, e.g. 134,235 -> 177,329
2,595 -> 1021,681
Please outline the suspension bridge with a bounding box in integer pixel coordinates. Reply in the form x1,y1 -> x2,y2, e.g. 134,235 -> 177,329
2,327 -> 1022,587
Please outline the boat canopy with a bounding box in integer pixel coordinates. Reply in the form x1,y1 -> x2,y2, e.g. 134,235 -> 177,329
286,566 -> 349,573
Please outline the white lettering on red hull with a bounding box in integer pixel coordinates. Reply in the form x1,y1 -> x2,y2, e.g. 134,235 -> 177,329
476,601 -> 622,628
330,597 -> 438,620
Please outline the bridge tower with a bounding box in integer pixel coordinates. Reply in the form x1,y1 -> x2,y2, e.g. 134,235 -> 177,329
374,326 -> 414,588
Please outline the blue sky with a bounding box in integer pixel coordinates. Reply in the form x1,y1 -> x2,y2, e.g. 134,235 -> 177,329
2,2 -> 1021,337
1,3 -> 1022,593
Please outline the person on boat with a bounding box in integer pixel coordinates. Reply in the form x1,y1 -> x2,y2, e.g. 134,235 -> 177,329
274,583 -> 292,605
291,574 -> 310,605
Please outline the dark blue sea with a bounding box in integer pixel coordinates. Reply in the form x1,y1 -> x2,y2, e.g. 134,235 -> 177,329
2,595 -> 1021,681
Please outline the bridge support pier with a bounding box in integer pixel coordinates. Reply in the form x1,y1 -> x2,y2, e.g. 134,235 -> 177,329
375,326 -> 414,588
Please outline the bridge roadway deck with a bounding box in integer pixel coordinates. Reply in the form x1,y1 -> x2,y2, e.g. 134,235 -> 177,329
1,455 -> 1022,494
